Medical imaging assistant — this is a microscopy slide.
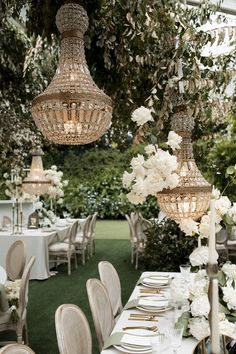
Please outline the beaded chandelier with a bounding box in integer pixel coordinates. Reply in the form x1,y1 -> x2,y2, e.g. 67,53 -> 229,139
31,1 -> 112,145
157,107 -> 212,222
22,150 -> 51,196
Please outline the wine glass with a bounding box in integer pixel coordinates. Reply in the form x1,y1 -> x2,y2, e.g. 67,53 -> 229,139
179,264 -> 191,282
151,333 -> 168,353
169,327 -> 183,353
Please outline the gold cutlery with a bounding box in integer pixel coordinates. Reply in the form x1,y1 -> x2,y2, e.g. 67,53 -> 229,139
130,313 -> 158,317
123,325 -> 158,332
128,316 -> 156,321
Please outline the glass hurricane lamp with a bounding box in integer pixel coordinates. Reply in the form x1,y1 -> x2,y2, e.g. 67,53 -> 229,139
22,150 -> 51,196
157,107 -> 212,222
31,1 -> 112,145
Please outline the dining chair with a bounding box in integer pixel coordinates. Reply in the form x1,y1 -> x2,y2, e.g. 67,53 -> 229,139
134,214 -> 151,270
98,261 -> 123,319
0,344 -> 36,354
5,240 -> 26,281
0,256 -> 35,345
55,304 -> 92,354
216,229 -> 229,261
86,278 -> 115,351
49,221 -> 78,275
2,216 -> 12,228
73,215 -> 92,265
88,212 -> 98,257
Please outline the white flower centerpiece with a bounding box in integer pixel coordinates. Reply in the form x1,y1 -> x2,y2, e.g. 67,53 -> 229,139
123,107 -> 182,204
172,260 -> 236,341
44,165 -> 69,212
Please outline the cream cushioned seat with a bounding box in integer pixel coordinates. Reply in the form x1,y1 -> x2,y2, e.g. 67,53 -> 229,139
49,243 -> 75,252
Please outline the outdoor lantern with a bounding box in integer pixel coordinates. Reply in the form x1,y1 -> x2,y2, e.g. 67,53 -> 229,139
157,107 -> 212,222
22,150 -> 51,196
31,1 -> 112,145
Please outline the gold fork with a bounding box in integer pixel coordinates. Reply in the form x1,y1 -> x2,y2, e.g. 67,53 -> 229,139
123,325 -> 158,332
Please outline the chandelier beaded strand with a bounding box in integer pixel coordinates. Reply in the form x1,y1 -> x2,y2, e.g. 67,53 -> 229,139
31,1 -> 112,145
157,107 -> 212,222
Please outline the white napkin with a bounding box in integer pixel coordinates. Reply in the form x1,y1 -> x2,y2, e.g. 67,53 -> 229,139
121,334 -> 151,348
139,299 -> 169,308
143,277 -> 169,285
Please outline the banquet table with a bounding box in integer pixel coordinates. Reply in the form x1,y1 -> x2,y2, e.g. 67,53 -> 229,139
0,222 -> 73,280
101,271 -> 198,354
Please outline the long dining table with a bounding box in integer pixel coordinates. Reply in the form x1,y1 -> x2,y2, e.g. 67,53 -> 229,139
0,219 -> 85,280
101,271 -> 198,354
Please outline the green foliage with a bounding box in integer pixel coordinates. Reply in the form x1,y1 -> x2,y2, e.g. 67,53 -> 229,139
62,147 -> 160,219
141,220 -> 198,271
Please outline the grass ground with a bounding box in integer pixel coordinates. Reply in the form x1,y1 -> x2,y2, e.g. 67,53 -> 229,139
0,220 -> 139,354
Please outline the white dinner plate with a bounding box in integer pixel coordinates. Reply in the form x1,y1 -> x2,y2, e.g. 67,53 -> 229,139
141,281 -> 169,289
0,266 -> 7,284
136,305 -> 172,313
114,344 -> 151,354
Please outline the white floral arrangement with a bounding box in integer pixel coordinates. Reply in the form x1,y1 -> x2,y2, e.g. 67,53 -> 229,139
44,165 -> 68,205
123,107 -> 182,204
179,187 -> 236,238
172,265 -> 236,341
3,171 -> 36,202
34,201 -> 56,225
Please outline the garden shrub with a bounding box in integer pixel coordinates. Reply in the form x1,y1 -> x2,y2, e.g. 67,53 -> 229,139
141,220 -> 198,271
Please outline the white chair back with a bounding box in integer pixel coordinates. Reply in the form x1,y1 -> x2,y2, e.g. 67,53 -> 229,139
86,278 -> 114,350
0,344 -> 35,354
81,215 -> 92,242
6,240 -> 26,281
69,221 -> 78,245
89,212 -> 97,236
125,214 -> 135,241
55,304 -> 92,354
18,256 -> 35,320
98,261 -> 123,317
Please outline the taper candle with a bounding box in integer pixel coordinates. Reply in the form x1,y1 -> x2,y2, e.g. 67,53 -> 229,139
208,199 -> 217,264
211,278 -> 220,353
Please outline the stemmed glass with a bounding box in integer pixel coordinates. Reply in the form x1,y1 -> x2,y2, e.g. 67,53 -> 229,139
151,333 -> 168,353
169,327 -> 183,353
179,264 -> 191,283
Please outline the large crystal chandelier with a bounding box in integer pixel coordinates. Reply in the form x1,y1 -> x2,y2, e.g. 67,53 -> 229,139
22,150 -> 51,196
31,1 -> 112,145
157,107 -> 212,222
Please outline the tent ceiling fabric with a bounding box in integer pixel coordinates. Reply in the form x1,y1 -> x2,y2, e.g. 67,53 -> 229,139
187,0 -> 236,16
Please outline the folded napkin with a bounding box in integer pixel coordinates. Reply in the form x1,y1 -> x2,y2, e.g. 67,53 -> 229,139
137,274 -> 169,285
123,299 -> 139,310
138,299 -> 168,308
121,334 -> 151,348
102,332 -> 124,349
142,278 -> 169,285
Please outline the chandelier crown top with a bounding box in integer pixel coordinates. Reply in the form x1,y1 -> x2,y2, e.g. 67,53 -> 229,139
56,2 -> 89,35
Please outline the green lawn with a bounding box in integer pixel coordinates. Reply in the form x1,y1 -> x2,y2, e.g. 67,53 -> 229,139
96,220 -> 129,239
0,221 -> 139,354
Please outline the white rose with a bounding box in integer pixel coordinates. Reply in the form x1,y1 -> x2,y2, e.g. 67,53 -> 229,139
189,246 -> 209,267
195,269 -> 207,281
215,196 -> 231,216
51,165 -> 57,171
212,186 -> 221,199
179,218 -> 199,236
144,144 -> 157,155
3,173 -> 8,179
63,180 -> 69,187
57,198 -> 63,205
190,294 -> 210,318
222,263 -> 236,280
188,317 -> 210,340
165,173 -> 179,189
131,106 -> 154,126
189,278 -> 208,300
222,286 -> 236,310
131,154 -> 145,168
219,319 -> 236,339
127,191 -> 145,205
122,171 -> 135,188
166,131 -> 182,151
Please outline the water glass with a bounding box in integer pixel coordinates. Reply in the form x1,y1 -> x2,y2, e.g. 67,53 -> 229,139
151,333 -> 168,353
179,264 -> 191,281
169,327 -> 183,353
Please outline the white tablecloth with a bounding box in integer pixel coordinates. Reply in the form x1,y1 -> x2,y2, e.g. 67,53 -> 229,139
101,271 -> 198,354
0,225 -> 70,280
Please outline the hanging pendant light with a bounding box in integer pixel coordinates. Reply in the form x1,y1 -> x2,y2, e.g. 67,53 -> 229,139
31,1 -> 112,145
22,150 -> 51,196
157,107 -> 212,222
